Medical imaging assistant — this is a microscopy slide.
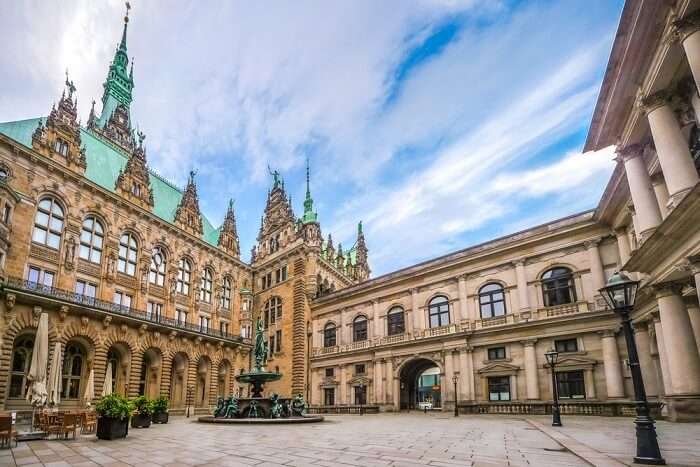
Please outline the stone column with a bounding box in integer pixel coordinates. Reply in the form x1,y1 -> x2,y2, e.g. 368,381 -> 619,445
514,259 -> 530,311
690,257 -> 700,310
374,360 -> 383,404
688,304 -> 700,356
466,348 -> 475,400
676,15 -> 700,94
643,93 -> 700,205
656,284 -> 700,395
651,173 -> 671,219
585,239 -> 605,293
339,364 -> 347,405
372,300 -> 381,339
600,330 -> 625,399
617,145 -> 663,240
652,314 -> 673,396
443,351 -> 455,406
458,348 -> 472,400
634,322 -> 659,397
311,370 -> 320,405
522,339 -> 539,399
411,289 -> 421,331
583,368 -> 596,399
384,359 -> 393,405
458,275 -> 469,322
615,228 -> 632,265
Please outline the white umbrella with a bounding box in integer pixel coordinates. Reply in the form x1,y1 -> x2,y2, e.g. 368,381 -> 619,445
26,313 -> 49,407
83,366 -> 95,406
103,361 -> 113,396
47,342 -> 62,406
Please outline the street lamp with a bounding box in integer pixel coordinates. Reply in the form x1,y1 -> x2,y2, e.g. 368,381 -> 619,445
544,348 -> 562,427
600,271 -> 665,465
452,374 -> 459,417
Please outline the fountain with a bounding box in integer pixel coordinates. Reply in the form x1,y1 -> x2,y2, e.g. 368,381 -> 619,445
198,318 -> 323,424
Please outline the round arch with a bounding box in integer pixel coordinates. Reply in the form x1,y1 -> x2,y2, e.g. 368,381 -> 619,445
397,357 -> 443,411
169,352 -> 190,409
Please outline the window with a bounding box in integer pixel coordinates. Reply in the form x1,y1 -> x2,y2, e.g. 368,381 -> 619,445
323,387 -> 335,406
199,268 -> 213,302
323,323 -> 337,347
262,272 -> 273,289
118,233 -> 138,276
557,370 -> 586,399
325,368 -> 335,378
220,321 -> 229,335
275,330 -> 282,353
353,315 -> 368,342
387,307 -> 405,336
149,247 -> 166,286
27,266 -> 55,288
355,364 -> 366,375
488,347 -> 506,361
113,291 -> 132,310
199,315 -> 210,331
488,376 -> 511,401
176,309 -> 188,325
75,280 -> 97,301
131,182 -> 141,197
479,283 -> 506,318
542,267 -> 576,307
264,297 -> 282,327
221,277 -> 232,310
3,203 -> 11,224
54,138 -> 69,156
79,216 -> 104,264
32,197 -> 64,249
554,338 -> 578,353
61,343 -> 85,399
176,258 -> 192,295
428,296 -> 450,328
147,302 -> 163,321
268,333 -> 276,359
9,335 -> 34,398
354,385 -> 367,405
275,265 -> 288,283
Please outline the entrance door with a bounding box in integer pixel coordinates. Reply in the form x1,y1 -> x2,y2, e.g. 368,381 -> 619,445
324,387 -> 335,406
399,358 -> 441,410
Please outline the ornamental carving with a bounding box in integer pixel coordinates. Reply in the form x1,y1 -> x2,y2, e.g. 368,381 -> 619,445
174,171 -> 203,236
115,130 -> 155,210
218,199 -> 240,257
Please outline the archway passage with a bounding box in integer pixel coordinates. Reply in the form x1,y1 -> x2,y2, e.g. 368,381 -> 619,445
399,358 -> 441,411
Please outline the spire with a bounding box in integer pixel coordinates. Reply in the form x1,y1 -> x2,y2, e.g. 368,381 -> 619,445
218,198 -> 240,257
120,2 -> 130,50
355,220 -> 370,281
174,170 -> 203,236
301,155 -> 318,224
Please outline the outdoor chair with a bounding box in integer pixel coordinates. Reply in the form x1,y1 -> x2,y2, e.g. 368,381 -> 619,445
58,413 -> 79,440
0,416 -> 17,448
81,411 -> 97,434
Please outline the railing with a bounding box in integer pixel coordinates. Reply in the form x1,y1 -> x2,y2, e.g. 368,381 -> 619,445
307,405 -> 380,415
416,324 -> 457,338
539,301 -> 589,318
3,277 -> 248,344
458,400 -> 663,418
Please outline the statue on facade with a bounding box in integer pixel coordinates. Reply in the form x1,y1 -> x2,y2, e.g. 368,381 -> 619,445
291,394 -> 306,417
253,317 -> 268,370
64,235 -> 76,271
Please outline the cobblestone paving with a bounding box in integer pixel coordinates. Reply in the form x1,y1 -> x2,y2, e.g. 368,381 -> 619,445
0,413 -> 697,467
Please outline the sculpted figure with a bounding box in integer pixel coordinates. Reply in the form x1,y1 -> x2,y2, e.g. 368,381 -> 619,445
247,400 -> 261,418
213,397 -> 225,417
224,396 -> 239,418
270,393 -> 283,419
291,393 -> 306,417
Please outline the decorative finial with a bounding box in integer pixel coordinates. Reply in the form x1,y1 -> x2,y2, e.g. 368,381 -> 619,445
229,198 -> 234,210
306,154 -> 310,196
137,129 -> 146,148
267,165 -> 281,188
188,169 -> 197,183
358,221 -> 363,234
64,69 -> 76,99
125,1 -> 131,23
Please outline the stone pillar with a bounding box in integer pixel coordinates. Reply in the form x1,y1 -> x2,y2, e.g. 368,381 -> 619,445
688,304 -> 700,356
443,351 -> 455,406
600,330 -> 625,399
384,359 -> 393,406
514,259 -> 530,311
466,348 -> 475,400
651,173 -> 671,219
644,94 -> 700,205
615,228 -> 632,265
411,289 -> 421,331
690,257 -> 700,310
457,275 -> 469,322
458,348 -> 472,400
656,284 -> 700,395
585,239 -> 605,294
652,314 -> 673,396
677,17 -> 700,95
372,300 -> 381,339
339,364 -> 347,405
634,322 -> 659,398
310,370 -> 320,405
583,368 -> 596,399
617,145 -> 663,240
374,360 -> 383,404
522,339 -> 539,400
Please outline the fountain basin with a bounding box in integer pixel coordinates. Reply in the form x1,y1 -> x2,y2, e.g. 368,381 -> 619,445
198,415 -> 324,424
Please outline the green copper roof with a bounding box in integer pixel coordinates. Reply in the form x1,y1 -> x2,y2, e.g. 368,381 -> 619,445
301,156 -> 318,224
0,117 -> 220,247
97,13 -> 134,128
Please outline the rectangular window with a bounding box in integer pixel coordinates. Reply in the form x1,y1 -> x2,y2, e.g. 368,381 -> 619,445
220,322 -> 229,335
355,364 -> 366,375
113,291 -> 132,310
269,333 -> 276,359
275,268 -> 281,284
281,265 -> 287,281
275,330 -> 282,352
488,376 -> 511,401
325,368 -> 335,378
176,309 -> 188,325
75,280 -> 97,301
555,338 -> 578,353
324,387 -> 335,406
147,302 -> 163,321
487,347 -> 506,361
2,203 -> 11,224
354,385 -> 367,405
199,315 -> 210,331
27,266 -> 55,288
557,370 -> 586,399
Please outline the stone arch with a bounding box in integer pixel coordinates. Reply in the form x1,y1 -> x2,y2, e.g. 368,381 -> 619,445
396,356 -> 444,411
195,354 -> 212,408
169,351 -> 190,409
60,335 -> 94,404
138,347 -> 163,399
103,341 -> 132,397
537,262 -> 578,280
215,358 -> 233,400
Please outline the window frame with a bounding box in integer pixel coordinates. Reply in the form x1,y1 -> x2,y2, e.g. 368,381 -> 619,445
32,197 -> 64,250
352,315 -> 368,342
117,232 -> 138,276
427,295 -> 450,328
149,247 -> 167,287
323,323 -> 337,348
479,283 -> 506,319
199,268 -> 213,303
542,267 -> 576,307
557,370 -> 586,399
176,258 -> 192,295
9,335 -> 34,399
554,338 -> 579,353
387,307 -> 405,336
487,346 -> 507,361
487,376 -> 511,401
221,276 -> 232,310
61,343 -> 85,400
79,216 -> 104,265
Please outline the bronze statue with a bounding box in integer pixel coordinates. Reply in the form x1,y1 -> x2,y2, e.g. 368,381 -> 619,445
253,317 -> 267,370
291,394 -> 306,417
213,397 -> 225,417
270,394 -> 283,419
223,396 -> 239,418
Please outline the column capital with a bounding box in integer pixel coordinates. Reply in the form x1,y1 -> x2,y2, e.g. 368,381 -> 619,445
639,90 -> 673,114
615,142 -> 646,161
583,238 -> 602,249
673,10 -> 700,43
654,282 -> 684,299
683,255 -> 700,274
632,320 -> 650,333
520,338 -> 537,347
512,258 -> 527,267
598,328 -> 618,338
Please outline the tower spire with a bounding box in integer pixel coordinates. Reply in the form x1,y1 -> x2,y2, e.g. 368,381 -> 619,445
301,155 -> 318,224
120,2 -> 131,51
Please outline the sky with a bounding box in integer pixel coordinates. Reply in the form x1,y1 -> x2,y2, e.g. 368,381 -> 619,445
0,0 -> 624,276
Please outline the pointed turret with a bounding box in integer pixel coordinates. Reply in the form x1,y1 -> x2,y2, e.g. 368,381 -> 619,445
336,243 -> 345,270
174,170 -> 204,236
218,199 -> 240,257
325,233 -> 335,262
354,221 -> 370,281
115,129 -> 154,209
301,156 -> 318,224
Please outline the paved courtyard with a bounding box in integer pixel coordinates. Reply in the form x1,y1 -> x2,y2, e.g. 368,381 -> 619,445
1,414 -> 699,467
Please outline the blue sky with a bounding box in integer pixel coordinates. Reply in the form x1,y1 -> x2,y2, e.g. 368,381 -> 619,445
0,0 -> 623,275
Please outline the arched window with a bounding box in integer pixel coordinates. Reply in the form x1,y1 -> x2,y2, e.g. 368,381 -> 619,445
542,267 -> 576,307
221,277 -> 232,310
324,322 -> 337,348
118,233 -> 138,276
428,295 -> 450,328
479,283 -> 506,318
199,268 -> 213,303
62,343 -> 85,399
32,197 -> 64,249
106,349 -> 119,394
176,258 -> 192,295
353,316 -> 368,342
264,297 -> 282,327
9,335 -> 34,398
79,216 -> 104,264
387,307 -> 405,336
149,247 -> 166,286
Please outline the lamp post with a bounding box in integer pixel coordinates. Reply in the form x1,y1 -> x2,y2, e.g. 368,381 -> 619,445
544,348 -> 562,427
452,374 -> 459,417
600,272 -> 665,465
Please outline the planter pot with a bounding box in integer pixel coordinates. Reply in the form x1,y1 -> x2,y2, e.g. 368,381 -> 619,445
96,416 -> 129,440
131,413 -> 152,428
152,411 -> 169,424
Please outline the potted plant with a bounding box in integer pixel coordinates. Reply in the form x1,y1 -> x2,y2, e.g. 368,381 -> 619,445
131,396 -> 154,428
95,394 -> 132,440
152,396 -> 170,424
